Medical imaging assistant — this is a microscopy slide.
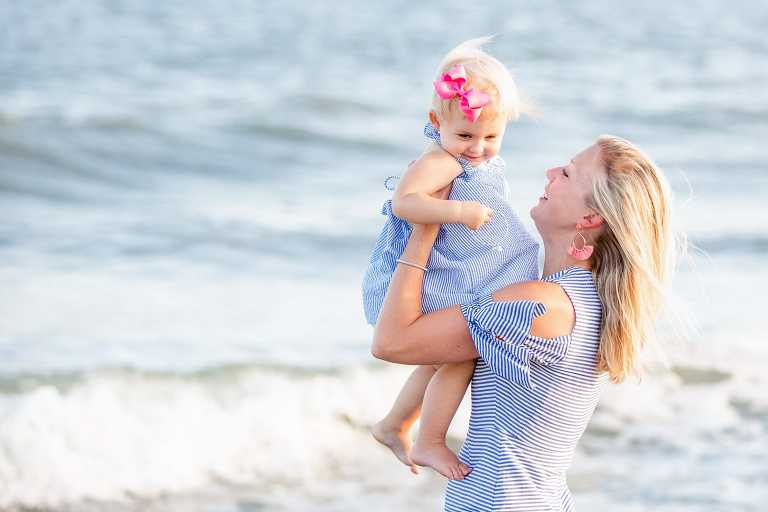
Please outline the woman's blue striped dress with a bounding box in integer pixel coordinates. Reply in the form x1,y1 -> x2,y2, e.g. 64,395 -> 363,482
361,124 -> 540,325
446,266 -> 608,511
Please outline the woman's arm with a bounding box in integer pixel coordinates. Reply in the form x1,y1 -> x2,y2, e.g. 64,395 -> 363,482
371,222 -> 480,365
391,153 -> 492,230
372,227 -> 575,365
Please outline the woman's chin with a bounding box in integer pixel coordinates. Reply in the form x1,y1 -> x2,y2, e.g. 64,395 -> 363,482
530,201 -> 543,218
529,202 -> 549,233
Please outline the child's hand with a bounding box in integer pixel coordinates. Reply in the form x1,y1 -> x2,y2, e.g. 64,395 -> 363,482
460,201 -> 494,230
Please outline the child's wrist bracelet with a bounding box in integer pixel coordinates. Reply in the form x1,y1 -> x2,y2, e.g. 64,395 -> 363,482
396,258 -> 428,272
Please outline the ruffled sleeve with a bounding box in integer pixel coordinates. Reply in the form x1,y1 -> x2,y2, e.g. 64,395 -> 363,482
380,198 -> 407,222
460,294 -> 571,389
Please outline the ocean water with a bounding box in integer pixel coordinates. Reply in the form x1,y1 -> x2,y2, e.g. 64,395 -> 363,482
1,1 -> 767,510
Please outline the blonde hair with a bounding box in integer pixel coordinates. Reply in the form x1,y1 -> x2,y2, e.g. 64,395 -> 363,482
589,136 -> 677,383
431,37 -> 527,121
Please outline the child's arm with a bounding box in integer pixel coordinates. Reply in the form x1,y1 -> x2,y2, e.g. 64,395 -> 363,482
391,152 -> 492,230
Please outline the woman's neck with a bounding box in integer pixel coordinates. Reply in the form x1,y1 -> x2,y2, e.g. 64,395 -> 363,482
541,236 -> 592,278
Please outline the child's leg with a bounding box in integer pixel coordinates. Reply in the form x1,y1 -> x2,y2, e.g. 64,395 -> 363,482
372,364 -> 438,474
410,360 -> 475,480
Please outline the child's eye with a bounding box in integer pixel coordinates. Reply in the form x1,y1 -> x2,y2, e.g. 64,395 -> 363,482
458,134 -> 471,139
486,135 -> 497,140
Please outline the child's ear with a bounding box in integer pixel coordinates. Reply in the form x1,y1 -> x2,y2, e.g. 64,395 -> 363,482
428,110 -> 440,131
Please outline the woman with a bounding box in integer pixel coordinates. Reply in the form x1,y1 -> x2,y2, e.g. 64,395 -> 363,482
372,136 -> 675,511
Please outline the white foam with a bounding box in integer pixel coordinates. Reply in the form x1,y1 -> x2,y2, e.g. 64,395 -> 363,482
0,364 -> 457,508
2,357 -> 763,510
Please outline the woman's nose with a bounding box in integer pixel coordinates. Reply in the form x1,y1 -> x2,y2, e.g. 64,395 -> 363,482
546,167 -> 557,180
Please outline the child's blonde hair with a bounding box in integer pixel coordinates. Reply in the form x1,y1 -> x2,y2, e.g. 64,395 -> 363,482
431,37 -> 526,121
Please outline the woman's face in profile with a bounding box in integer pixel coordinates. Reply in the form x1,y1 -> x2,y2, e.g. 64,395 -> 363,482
531,143 -> 604,231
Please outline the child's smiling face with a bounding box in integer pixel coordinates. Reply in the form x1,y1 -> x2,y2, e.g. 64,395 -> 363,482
429,108 -> 507,166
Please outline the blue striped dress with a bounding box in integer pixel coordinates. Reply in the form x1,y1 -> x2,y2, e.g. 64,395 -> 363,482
446,265 -> 609,511
361,124 -> 540,325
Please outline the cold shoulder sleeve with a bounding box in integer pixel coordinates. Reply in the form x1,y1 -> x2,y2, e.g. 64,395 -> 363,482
460,294 -> 571,389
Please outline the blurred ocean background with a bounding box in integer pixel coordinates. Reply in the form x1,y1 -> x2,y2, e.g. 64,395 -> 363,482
1,1 -> 767,511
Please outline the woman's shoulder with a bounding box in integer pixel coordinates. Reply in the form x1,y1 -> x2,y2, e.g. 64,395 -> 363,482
491,280 -> 575,339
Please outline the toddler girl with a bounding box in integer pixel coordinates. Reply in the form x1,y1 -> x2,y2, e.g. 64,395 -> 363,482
362,37 -> 540,480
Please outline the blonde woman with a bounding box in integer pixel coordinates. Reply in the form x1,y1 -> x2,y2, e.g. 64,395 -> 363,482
372,136 -> 675,511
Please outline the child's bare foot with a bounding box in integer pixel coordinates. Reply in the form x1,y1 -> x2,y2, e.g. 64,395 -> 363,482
371,421 -> 419,474
411,439 -> 471,480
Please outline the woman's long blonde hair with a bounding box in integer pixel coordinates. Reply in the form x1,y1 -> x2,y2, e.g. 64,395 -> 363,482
589,136 -> 677,383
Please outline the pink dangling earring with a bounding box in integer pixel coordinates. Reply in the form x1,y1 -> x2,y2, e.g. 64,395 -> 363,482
568,224 -> 594,261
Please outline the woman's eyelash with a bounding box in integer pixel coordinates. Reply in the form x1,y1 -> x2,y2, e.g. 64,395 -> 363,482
562,168 -> 569,177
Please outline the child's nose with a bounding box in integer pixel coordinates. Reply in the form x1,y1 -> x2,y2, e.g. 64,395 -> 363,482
469,140 -> 484,154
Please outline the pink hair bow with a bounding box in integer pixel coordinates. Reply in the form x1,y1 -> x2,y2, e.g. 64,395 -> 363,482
433,64 -> 490,123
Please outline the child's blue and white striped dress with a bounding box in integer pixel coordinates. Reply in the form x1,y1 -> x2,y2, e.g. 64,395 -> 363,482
361,124 -> 540,325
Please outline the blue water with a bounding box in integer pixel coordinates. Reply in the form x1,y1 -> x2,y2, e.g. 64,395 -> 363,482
1,2 -> 767,510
